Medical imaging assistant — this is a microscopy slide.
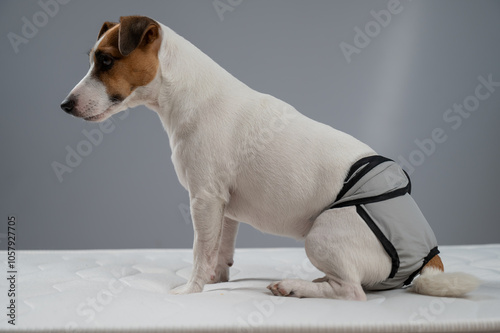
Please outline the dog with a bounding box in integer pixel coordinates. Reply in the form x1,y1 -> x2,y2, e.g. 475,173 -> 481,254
61,16 -> 478,300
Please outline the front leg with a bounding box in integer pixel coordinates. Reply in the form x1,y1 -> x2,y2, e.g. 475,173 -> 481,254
171,195 -> 225,294
210,217 -> 239,283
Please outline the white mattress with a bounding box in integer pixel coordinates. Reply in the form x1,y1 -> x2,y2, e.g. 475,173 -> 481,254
1,245 -> 500,333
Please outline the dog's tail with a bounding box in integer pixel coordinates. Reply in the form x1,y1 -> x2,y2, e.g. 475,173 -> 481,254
410,255 -> 479,297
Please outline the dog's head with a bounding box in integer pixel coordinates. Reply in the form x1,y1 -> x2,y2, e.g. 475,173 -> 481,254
60,16 -> 161,122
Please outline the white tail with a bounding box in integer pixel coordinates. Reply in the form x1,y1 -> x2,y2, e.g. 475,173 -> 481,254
411,267 -> 480,297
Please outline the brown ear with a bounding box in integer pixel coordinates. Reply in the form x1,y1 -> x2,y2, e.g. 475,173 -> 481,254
118,16 -> 160,56
98,21 -> 118,40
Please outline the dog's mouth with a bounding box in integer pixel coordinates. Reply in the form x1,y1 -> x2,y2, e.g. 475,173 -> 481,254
83,102 -> 120,122
84,112 -> 109,122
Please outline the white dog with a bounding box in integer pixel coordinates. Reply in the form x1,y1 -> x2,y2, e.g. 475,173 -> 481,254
61,16 -> 478,300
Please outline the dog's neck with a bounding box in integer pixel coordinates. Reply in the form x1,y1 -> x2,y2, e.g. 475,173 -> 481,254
138,24 -> 251,141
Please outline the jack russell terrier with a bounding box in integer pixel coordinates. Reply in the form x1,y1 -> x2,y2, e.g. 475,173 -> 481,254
61,16 -> 478,300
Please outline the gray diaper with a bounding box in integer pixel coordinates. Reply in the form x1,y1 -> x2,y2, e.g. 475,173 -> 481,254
328,155 -> 439,290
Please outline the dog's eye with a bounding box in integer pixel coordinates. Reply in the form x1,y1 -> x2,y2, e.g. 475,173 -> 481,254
99,54 -> 114,70
102,57 -> 112,66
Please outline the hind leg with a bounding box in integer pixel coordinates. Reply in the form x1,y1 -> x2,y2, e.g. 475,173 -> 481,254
268,277 -> 366,300
312,276 -> 328,283
268,206 -> 391,300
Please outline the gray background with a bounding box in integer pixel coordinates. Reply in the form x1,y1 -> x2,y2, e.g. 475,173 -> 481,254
1,0 -> 499,250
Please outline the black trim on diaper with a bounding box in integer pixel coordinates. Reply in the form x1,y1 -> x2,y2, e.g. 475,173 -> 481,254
334,155 -> 392,204
356,205 -> 400,279
329,155 -> 412,209
332,185 -> 411,209
403,246 -> 440,286
403,170 -> 412,195
343,155 -> 391,185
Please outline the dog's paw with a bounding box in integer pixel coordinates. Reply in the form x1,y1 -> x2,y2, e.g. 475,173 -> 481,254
207,264 -> 230,284
169,282 -> 203,295
267,280 -> 301,298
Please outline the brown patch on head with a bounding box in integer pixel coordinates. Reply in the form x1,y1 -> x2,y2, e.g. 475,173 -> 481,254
423,254 -> 444,272
92,16 -> 161,101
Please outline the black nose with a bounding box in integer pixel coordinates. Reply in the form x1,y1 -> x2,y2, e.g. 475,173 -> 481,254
60,96 -> 76,114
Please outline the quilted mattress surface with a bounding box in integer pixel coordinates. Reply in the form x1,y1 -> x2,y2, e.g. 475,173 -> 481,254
1,244 -> 500,333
